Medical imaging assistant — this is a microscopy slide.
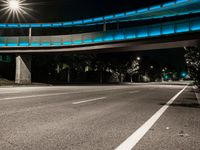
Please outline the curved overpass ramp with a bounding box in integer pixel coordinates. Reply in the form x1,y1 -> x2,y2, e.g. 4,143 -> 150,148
0,17 -> 200,53
0,0 -> 200,28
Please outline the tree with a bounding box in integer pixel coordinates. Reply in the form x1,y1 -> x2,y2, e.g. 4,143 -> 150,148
103,53 -> 129,83
184,47 -> 200,88
127,60 -> 139,82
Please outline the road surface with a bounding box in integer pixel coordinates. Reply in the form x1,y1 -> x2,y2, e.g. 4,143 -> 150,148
0,84 -> 199,150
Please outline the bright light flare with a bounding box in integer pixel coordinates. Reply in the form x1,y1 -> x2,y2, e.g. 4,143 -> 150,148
0,0 -> 33,22
8,0 -> 20,11
136,57 -> 141,61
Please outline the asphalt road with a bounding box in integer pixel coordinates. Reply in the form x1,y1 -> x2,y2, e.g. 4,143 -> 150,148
0,84 -> 199,150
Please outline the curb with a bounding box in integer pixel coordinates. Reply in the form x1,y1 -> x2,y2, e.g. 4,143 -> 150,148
193,86 -> 200,105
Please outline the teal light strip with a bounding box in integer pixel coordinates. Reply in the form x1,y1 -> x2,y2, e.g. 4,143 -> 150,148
0,17 -> 199,48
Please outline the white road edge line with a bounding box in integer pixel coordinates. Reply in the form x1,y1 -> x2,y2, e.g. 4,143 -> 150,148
193,86 -> 200,105
115,85 -> 188,150
72,97 -> 106,105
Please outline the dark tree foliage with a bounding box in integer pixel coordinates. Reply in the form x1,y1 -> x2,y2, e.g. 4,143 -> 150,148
31,53 -> 133,84
185,47 -> 200,88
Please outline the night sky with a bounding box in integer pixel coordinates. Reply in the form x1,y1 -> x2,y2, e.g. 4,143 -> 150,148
0,0 -> 170,23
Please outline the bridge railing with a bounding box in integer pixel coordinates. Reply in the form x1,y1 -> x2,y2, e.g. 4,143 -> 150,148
0,17 -> 200,47
0,0 -> 200,28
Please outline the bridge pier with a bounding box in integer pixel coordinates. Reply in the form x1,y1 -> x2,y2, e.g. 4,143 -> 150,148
15,54 -> 32,84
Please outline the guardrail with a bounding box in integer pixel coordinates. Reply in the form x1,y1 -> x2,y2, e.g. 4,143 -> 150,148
0,0 -> 200,28
0,17 -> 199,48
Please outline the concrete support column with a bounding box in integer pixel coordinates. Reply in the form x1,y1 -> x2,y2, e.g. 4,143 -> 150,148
15,54 -> 32,84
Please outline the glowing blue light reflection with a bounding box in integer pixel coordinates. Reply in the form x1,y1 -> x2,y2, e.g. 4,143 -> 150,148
0,43 -> 6,47
20,24 -> 30,28
31,42 -> 40,46
149,27 -> 161,36
104,15 -> 114,20
31,24 -> 41,27
41,42 -> 51,46
7,43 -> 17,47
94,38 -> 103,42
8,24 -> 18,28
149,5 -> 161,10
137,8 -> 148,13
19,42 -> 29,46
176,23 -> 189,33
94,17 -> 104,22
163,2 -> 175,7
115,13 -> 125,18
73,40 -> 82,44
63,41 -> 72,45
52,42 -> 62,46
115,34 -> 125,40
84,39 -> 93,43
162,24 -> 175,34
42,24 -> 51,27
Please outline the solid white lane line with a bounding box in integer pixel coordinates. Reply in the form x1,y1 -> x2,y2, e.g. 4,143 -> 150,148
72,97 -> 106,105
0,92 -> 81,101
115,85 -> 188,150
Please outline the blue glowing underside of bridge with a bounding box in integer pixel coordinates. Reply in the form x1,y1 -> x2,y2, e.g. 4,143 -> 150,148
0,0 -> 200,28
0,17 -> 200,48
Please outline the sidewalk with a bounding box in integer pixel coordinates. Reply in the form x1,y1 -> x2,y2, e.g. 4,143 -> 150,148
123,81 -> 192,86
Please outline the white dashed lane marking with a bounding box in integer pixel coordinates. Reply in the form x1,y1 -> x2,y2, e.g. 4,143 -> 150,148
72,97 -> 106,105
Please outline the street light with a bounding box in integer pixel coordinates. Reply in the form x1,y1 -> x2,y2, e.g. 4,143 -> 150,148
1,0 -> 31,21
136,57 -> 141,61
1,0 -> 33,38
2,0 -> 22,14
8,0 -> 20,11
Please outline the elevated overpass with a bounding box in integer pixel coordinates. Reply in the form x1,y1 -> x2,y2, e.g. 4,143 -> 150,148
0,0 -> 200,84
0,17 -> 200,52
